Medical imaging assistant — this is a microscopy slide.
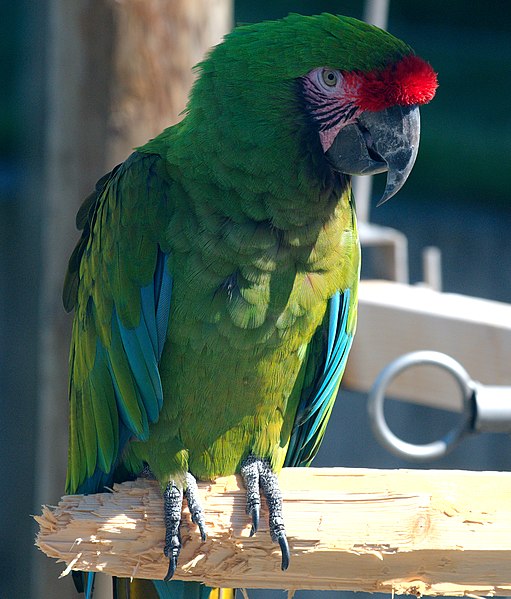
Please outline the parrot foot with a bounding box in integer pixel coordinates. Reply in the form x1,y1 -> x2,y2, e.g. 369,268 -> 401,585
240,455 -> 290,570
184,472 -> 207,542
163,473 -> 207,581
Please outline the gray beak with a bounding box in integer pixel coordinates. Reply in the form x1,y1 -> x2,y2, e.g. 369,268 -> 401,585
326,104 -> 420,205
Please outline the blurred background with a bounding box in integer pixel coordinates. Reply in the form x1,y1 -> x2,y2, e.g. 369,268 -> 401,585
1,0 -> 510,597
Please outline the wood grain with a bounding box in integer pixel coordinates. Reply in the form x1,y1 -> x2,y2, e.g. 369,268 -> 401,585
36,467 -> 511,595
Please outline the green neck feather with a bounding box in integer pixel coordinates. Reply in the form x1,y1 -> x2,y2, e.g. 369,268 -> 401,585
141,13 -> 412,229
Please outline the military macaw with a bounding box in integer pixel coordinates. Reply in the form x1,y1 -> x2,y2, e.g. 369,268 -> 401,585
63,13 -> 437,599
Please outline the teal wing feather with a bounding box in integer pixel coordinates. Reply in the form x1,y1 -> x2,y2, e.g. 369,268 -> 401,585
285,286 -> 357,467
66,152 -> 217,599
65,151 -> 173,495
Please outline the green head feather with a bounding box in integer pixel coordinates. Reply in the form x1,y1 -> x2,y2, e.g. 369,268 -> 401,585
161,15 -> 411,222
199,13 -> 413,82
143,13 -> 432,227
179,13 -> 415,155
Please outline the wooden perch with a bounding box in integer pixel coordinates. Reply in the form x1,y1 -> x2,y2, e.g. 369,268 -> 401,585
36,467 -> 511,596
344,280 -> 511,410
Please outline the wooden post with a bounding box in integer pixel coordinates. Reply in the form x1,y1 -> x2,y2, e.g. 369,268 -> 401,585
36,467 -> 511,596
34,1 -> 232,597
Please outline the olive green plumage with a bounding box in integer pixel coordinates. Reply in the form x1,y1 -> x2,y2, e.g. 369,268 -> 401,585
61,13 -> 435,599
66,132 -> 359,492
64,12 -> 414,501
64,15 -> 418,492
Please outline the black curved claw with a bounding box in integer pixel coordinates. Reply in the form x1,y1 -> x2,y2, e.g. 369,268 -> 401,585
250,505 -> 260,536
164,549 -> 179,581
278,534 -> 290,571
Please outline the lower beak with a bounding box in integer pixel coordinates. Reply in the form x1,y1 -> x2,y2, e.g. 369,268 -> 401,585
326,104 -> 420,205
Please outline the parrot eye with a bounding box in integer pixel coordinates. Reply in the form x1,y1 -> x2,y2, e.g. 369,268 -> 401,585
321,69 -> 339,88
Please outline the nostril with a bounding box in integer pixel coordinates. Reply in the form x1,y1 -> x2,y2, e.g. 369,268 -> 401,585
358,123 -> 385,164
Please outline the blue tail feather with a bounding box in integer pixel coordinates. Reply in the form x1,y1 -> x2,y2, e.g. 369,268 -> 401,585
85,572 -> 95,599
152,580 -> 213,599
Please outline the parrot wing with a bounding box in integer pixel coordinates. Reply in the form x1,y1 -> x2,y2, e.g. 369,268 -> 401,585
285,285 -> 357,467
64,151 -> 173,495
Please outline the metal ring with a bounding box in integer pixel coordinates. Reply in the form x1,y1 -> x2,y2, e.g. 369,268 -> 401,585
367,350 -> 475,461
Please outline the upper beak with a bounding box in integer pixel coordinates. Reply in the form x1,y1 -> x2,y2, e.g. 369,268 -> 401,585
326,104 -> 420,205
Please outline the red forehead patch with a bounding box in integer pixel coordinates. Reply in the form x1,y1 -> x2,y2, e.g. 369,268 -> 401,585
346,54 -> 438,112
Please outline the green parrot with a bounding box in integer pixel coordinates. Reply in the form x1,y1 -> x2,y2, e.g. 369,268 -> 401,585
63,13 -> 437,599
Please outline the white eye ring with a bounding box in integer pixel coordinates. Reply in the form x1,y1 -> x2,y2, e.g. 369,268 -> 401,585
321,68 -> 339,88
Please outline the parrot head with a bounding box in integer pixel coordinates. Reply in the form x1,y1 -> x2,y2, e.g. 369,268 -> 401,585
190,13 -> 437,206
302,54 -> 436,204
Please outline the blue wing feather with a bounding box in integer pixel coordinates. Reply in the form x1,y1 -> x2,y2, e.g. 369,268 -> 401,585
76,249 -> 172,495
325,290 -> 340,365
116,312 -> 163,418
140,282 -> 158,356
152,249 -> 173,361
140,250 -> 172,361
285,288 -> 354,467
114,251 -> 171,425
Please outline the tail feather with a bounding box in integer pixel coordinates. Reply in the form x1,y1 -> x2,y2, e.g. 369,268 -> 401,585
112,578 -> 234,599
85,573 -> 95,599
153,580 -> 214,599
113,578 -> 160,598
72,572 -> 95,598
210,590 -> 236,599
